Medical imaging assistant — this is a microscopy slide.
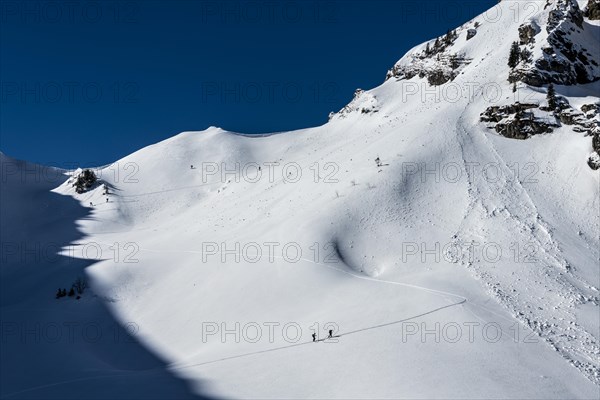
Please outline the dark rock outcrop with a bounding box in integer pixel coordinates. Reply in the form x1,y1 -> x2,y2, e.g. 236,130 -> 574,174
519,23 -> 539,45
588,126 -> 600,169
559,108 -> 585,125
482,99 -> 599,170
584,0 -> 600,20
547,0 -> 583,31
427,69 -> 454,86
72,169 -> 98,194
385,30 -> 471,86
593,130 -> 600,153
581,103 -> 599,114
329,89 -> 379,120
511,0 -> 599,86
588,151 -> 600,169
480,103 -> 558,139
480,103 -> 540,123
495,117 -> 555,139
386,53 -> 470,86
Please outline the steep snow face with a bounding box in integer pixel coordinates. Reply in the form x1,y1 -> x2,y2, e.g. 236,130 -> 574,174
2,1 -> 599,399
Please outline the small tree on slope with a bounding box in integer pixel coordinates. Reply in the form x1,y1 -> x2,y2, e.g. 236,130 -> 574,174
508,41 -> 521,68
547,83 -> 558,111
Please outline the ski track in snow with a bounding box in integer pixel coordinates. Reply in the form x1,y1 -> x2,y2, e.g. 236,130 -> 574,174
4,241 -> 472,397
169,300 -> 466,370
84,240 -> 530,371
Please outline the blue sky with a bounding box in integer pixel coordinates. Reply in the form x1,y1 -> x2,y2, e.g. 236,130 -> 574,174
1,0 -> 495,167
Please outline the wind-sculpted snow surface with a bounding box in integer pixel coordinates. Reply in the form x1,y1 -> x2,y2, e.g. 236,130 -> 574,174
2,0 -> 599,398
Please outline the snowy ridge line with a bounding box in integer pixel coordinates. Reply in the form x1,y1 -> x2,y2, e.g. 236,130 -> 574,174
169,300 -> 466,371
224,130 -> 291,138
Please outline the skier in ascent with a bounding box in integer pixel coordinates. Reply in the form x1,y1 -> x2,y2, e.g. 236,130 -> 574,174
328,329 -> 333,338
312,332 -> 317,342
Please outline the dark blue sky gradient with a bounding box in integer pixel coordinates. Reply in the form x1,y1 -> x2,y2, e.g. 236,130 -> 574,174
1,0 -> 495,167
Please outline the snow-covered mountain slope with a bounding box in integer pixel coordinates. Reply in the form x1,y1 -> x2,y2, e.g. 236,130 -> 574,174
1,1 -> 599,398
0,153 -> 201,399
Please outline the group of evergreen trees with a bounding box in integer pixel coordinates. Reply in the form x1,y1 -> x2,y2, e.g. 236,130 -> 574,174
507,35 -> 559,117
508,41 -> 533,69
73,169 -> 97,194
424,29 -> 458,57
55,277 -> 88,299
55,287 -> 76,299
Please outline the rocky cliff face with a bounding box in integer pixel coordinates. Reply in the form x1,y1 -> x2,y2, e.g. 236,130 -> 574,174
509,0 -> 599,86
329,88 -> 379,120
384,1 -> 599,88
481,98 -> 599,139
69,169 -> 99,193
385,28 -> 473,86
480,102 -> 558,140
377,0 -> 600,169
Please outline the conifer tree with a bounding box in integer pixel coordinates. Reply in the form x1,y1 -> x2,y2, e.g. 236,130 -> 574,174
547,83 -> 557,110
508,41 -> 521,68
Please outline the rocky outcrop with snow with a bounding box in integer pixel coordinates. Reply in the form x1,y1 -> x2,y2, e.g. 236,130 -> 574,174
584,0 -> 600,19
385,28 -> 472,86
329,88 -> 379,120
480,102 -> 558,139
509,0 -> 599,86
481,98 -> 599,139
69,168 -> 98,193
